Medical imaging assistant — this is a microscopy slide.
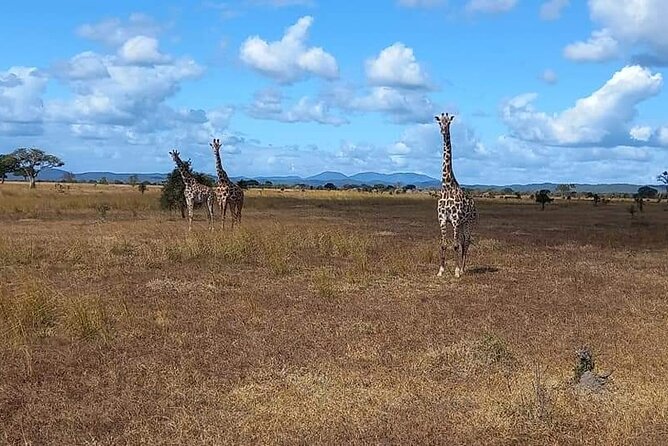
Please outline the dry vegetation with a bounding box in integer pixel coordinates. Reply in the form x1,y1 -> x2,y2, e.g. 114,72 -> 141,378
1,182 -> 668,445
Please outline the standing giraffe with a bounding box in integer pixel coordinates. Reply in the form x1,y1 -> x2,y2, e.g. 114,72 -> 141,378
169,150 -> 215,231
435,113 -> 477,278
210,138 -> 244,228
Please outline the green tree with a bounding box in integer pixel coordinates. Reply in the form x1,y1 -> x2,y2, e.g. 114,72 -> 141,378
98,177 -> 108,185
556,183 -> 576,198
10,148 -> 64,189
160,165 -> 214,218
138,181 -> 149,194
238,179 -> 259,189
128,174 -> 139,187
535,189 -> 553,210
323,182 -> 337,190
0,153 -> 19,184
637,186 -> 658,199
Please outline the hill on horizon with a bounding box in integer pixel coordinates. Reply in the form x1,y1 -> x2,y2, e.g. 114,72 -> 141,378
5,168 -> 664,194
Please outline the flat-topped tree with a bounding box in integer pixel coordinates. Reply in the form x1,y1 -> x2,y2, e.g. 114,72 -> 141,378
658,171 -> 668,199
11,148 -> 64,189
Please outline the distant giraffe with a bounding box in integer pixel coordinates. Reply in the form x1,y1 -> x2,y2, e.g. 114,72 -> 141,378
169,150 -> 215,231
435,113 -> 478,278
210,138 -> 244,228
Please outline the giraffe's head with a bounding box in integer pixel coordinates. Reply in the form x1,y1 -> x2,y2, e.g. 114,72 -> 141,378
169,149 -> 180,162
434,112 -> 455,135
210,138 -> 222,153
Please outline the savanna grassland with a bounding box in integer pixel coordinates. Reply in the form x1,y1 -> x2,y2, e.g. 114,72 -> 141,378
1,182 -> 668,445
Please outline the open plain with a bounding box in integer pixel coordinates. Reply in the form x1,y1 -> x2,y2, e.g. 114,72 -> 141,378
1,183 -> 668,444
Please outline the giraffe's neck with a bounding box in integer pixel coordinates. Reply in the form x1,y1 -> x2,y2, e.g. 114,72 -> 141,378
441,128 -> 458,189
175,162 -> 196,188
213,147 -> 231,185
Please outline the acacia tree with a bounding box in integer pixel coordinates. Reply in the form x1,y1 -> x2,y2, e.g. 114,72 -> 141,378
11,148 -> 64,189
160,165 -> 214,218
535,189 -> 553,210
0,154 -> 18,184
658,171 -> 668,199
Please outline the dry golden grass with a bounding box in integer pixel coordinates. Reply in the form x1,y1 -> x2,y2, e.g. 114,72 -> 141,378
1,182 -> 668,444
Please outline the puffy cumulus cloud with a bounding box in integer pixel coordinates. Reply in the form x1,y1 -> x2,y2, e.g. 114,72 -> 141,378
563,29 -> 619,62
53,51 -> 110,80
0,67 -> 48,136
339,86 -> 438,124
629,125 -> 652,142
397,0 -> 445,7
502,65 -> 663,146
239,16 -> 338,83
565,1 -> 668,64
590,0 -> 668,59
48,47 -> 204,126
248,88 -> 347,125
465,0 -> 517,14
658,127 -> 668,146
539,0 -> 569,21
540,69 -> 558,85
118,36 -> 171,65
365,43 -> 432,90
76,13 -> 163,47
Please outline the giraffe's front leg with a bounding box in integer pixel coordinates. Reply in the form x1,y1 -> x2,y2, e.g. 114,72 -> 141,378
453,226 -> 464,278
437,226 -> 448,277
186,197 -> 194,232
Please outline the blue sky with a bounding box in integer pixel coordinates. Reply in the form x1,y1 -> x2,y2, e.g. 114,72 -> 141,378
1,0 -> 667,184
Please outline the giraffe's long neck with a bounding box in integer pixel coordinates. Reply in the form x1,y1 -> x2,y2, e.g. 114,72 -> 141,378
441,127 -> 458,189
213,147 -> 231,185
175,159 -> 196,188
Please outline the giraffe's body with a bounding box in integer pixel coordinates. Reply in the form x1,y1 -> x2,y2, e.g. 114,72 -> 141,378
435,113 -> 477,277
210,138 -> 244,228
169,150 -> 215,231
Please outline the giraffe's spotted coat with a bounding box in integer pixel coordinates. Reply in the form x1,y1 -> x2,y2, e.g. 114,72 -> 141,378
210,138 -> 244,228
435,113 -> 478,277
169,149 -> 215,231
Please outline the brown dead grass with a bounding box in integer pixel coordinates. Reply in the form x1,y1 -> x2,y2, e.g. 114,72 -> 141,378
1,182 -> 668,444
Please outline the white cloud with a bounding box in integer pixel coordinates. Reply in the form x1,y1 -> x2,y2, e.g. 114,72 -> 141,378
540,69 -> 558,85
365,43 -> 431,90
397,0 -> 445,7
0,67 -> 47,136
76,14 -> 163,47
502,65 -> 663,146
346,86 -> 437,124
589,0 -> 668,54
55,52 -> 110,81
564,29 -> 619,62
239,16 -> 338,83
567,1 -> 668,64
539,0 -> 569,20
629,125 -> 652,142
466,0 -> 517,14
118,36 -> 171,65
248,88 -> 347,125
658,127 -> 668,146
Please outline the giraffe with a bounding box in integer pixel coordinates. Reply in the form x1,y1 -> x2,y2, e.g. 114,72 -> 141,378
210,138 -> 245,228
435,113 -> 478,278
168,149 -> 215,231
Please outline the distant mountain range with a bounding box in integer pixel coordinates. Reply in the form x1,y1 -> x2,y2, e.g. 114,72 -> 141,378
6,168 -> 663,194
